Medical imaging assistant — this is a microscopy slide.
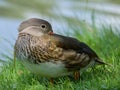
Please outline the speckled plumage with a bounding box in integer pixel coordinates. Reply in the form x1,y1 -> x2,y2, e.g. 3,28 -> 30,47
14,18 -> 106,79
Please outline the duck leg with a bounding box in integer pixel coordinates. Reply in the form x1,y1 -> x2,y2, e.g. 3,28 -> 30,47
50,78 -> 54,84
74,71 -> 80,80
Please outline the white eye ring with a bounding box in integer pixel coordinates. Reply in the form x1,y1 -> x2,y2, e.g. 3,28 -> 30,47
41,24 -> 46,29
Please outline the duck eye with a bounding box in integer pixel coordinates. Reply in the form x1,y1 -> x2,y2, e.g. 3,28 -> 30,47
41,24 -> 46,28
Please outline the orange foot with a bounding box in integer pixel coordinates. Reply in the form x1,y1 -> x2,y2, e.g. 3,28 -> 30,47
74,71 -> 80,80
50,78 -> 54,84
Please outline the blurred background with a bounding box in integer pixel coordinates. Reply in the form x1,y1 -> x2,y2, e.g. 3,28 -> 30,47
0,0 -> 120,64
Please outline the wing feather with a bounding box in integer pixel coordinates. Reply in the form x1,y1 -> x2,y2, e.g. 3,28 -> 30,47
51,34 -> 98,58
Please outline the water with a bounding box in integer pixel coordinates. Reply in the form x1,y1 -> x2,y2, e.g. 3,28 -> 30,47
0,18 -> 19,59
0,0 -> 120,62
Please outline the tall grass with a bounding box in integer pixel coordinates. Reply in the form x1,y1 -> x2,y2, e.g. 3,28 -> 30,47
0,19 -> 120,90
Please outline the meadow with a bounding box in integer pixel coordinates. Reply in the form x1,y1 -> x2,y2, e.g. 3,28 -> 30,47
0,20 -> 120,90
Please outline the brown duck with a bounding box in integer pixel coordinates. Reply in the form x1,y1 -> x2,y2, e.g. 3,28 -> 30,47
14,18 -> 106,82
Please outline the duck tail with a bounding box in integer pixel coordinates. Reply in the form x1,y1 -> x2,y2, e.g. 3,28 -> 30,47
95,58 -> 112,66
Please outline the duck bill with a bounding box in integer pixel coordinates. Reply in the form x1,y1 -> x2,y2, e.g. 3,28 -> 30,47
48,31 -> 54,35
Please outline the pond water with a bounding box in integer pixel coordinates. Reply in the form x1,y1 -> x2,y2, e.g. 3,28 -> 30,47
0,0 -> 120,63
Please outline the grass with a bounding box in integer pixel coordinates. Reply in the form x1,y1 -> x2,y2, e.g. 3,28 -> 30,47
1,0 -> 120,19
0,0 -> 56,19
0,0 -> 120,89
0,20 -> 120,90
